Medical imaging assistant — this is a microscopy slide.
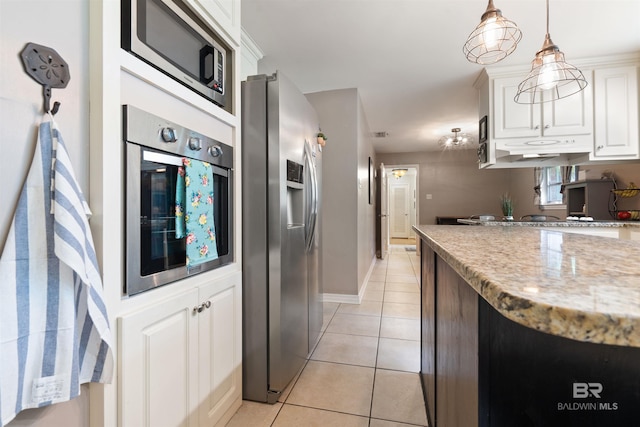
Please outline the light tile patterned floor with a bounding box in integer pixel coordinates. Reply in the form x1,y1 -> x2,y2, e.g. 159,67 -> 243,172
226,246 -> 427,426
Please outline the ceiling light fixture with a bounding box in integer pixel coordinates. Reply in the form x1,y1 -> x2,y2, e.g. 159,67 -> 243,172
463,0 -> 522,65
438,128 -> 474,149
514,0 -> 587,104
391,169 -> 408,179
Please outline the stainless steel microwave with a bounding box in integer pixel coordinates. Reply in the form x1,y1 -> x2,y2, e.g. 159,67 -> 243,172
122,0 -> 229,109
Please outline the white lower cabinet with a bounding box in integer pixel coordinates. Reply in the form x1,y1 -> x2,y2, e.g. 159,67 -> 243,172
197,275 -> 242,426
119,271 -> 242,427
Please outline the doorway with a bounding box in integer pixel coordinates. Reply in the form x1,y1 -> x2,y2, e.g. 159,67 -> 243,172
385,165 -> 418,249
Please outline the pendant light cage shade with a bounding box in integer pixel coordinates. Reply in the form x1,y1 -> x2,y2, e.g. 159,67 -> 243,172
515,0 -> 588,104
463,1 -> 522,65
514,49 -> 587,104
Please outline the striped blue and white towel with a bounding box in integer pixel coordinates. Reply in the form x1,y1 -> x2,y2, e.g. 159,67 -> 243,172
0,116 -> 113,427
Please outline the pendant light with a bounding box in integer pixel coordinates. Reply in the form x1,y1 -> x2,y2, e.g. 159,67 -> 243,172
514,0 -> 587,104
463,0 -> 522,65
438,128 -> 474,149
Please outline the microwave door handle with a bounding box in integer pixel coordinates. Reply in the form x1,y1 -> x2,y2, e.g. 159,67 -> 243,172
199,45 -> 215,86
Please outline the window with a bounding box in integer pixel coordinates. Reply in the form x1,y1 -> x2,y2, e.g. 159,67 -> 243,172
541,166 -> 579,205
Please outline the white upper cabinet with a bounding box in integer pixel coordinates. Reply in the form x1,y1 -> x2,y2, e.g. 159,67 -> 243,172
493,74 -> 593,140
186,0 -> 241,46
591,65 -> 639,159
477,54 -> 640,168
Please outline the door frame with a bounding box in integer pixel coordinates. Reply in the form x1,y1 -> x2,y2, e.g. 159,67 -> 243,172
384,164 -> 419,242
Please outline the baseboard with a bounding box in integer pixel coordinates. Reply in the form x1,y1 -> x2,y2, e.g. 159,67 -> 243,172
322,293 -> 360,304
322,254 -> 377,305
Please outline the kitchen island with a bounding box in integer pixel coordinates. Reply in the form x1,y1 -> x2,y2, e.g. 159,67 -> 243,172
414,225 -> 640,427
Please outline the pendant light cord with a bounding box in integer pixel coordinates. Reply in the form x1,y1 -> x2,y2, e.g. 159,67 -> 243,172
546,0 -> 550,35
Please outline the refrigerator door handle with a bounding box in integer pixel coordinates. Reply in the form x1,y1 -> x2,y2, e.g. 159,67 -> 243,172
304,141 -> 318,252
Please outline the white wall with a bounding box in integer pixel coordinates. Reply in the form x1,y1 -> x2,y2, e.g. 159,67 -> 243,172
378,150 -> 513,223
306,89 -> 360,296
0,0 -> 90,426
356,96 -> 376,291
306,88 -> 376,297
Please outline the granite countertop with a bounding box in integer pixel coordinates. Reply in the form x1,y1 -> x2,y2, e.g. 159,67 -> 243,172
413,225 -> 640,348
458,219 -> 640,227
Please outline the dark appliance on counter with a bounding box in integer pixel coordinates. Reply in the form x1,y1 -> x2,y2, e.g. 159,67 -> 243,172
122,0 -> 230,110
123,105 -> 233,295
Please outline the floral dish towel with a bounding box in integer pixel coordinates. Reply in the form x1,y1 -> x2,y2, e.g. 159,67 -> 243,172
175,158 -> 219,267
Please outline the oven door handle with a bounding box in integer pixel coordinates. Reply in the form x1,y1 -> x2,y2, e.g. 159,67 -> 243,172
142,150 -> 230,178
142,149 -> 183,167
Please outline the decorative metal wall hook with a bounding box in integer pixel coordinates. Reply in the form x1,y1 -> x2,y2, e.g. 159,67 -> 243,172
20,42 -> 70,115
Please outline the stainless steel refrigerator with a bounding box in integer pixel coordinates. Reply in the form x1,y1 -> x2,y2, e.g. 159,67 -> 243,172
241,72 -> 323,403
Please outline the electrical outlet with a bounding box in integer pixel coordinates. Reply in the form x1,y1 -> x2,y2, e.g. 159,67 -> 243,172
426,194 -> 432,200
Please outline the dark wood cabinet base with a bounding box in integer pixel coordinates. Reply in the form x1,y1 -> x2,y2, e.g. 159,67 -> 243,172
420,243 -> 640,427
479,298 -> 640,427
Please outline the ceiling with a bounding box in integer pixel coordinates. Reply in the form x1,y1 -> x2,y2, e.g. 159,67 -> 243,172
241,0 -> 640,153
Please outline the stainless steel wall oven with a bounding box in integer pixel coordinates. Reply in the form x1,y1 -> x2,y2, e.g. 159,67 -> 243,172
123,105 -> 233,295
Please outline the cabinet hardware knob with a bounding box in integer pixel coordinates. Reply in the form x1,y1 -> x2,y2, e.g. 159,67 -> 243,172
596,145 -> 604,150
193,301 -> 212,314
544,124 -> 550,129
534,125 -> 540,130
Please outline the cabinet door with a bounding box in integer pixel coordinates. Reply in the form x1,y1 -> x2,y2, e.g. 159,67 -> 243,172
493,77 -> 541,139
186,0 -> 240,44
198,272 -> 242,426
593,66 -> 639,158
119,289 -> 200,427
542,70 -> 593,137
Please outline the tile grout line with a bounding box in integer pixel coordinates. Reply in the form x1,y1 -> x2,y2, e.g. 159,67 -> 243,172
271,299 -> 341,425
268,251 -> 422,426
368,257 -> 388,425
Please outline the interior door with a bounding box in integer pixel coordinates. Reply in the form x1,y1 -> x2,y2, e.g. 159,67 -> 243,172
375,163 -> 389,259
381,167 -> 389,258
390,183 -> 411,238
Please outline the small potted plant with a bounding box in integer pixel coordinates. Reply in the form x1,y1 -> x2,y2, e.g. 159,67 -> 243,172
501,193 -> 514,221
317,132 -> 327,147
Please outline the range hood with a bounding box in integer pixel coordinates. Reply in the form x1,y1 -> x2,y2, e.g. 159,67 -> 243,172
480,139 -> 593,168
485,136 -> 593,167
496,151 -> 567,165
496,136 -> 592,155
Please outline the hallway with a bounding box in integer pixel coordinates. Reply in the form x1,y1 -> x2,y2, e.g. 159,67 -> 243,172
226,245 -> 427,426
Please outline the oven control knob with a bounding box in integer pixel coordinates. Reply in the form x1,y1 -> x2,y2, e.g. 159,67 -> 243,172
188,137 -> 202,151
161,127 -> 177,143
208,145 -> 223,157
